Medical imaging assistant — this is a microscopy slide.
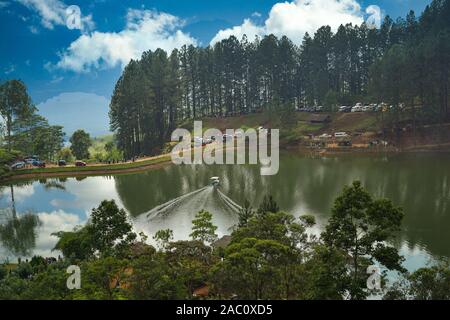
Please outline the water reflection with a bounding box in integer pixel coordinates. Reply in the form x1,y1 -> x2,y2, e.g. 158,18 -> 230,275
114,152 -> 450,259
0,152 -> 449,266
0,185 -> 41,257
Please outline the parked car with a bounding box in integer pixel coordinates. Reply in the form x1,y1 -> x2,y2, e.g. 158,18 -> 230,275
11,161 -> 25,170
24,158 -> 35,165
315,106 -> 324,112
334,132 -> 349,138
32,160 -> 46,168
75,160 -> 86,167
339,106 -> 351,112
351,105 -> 363,112
362,105 -> 374,112
319,133 -> 332,139
58,160 -> 67,166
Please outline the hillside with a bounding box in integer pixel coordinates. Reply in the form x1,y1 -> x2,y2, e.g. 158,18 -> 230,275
203,111 -> 450,152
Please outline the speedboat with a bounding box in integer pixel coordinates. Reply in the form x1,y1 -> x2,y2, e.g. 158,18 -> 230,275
210,177 -> 220,187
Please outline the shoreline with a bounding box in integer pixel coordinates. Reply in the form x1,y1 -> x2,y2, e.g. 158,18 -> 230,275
2,142 -> 450,183
1,155 -> 172,183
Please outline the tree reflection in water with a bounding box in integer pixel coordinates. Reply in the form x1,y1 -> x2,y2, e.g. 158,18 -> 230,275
0,185 -> 41,257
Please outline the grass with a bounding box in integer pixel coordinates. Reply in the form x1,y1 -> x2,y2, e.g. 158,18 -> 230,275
329,113 -> 379,132
203,112 -> 276,131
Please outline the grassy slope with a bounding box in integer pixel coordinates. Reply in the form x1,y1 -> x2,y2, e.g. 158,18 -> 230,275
203,111 -> 379,141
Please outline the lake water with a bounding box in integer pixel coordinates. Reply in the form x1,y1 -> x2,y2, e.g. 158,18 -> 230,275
1,152 -> 449,272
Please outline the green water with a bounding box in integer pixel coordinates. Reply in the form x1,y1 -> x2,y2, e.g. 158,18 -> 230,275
1,152 -> 449,270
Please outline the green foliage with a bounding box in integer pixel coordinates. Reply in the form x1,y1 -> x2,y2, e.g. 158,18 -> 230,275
0,148 -> 21,178
213,237 -> 293,299
2,184 -> 449,300
257,195 -> 280,215
237,199 -> 254,227
189,210 -> 218,245
0,80 -> 35,150
322,181 -> 405,299
127,252 -> 185,299
89,200 -> 137,256
53,200 -> 136,259
57,147 -> 74,162
52,226 -> 95,261
384,260 -> 450,300
0,80 -> 64,160
0,213 -> 41,257
153,229 -> 173,251
12,114 -> 65,161
166,240 -> 214,296
70,129 -> 92,160
0,265 -> 7,281
89,135 -> 123,162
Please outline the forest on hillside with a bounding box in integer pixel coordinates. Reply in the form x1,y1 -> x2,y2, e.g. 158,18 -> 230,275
110,0 -> 450,158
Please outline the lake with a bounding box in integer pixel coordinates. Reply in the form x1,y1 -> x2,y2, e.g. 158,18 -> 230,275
1,151 -> 449,272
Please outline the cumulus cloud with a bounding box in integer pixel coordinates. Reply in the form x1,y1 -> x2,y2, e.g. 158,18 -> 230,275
55,9 -> 197,72
16,0 -> 94,32
210,18 -> 264,44
211,0 -> 364,45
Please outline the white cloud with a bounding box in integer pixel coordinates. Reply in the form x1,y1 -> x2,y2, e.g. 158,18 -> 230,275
211,18 -> 264,44
211,0 -> 364,45
16,0 -> 94,32
0,184 -> 35,202
55,9 -> 197,72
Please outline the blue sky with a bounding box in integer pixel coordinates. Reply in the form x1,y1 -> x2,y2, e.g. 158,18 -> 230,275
0,0 -> 432,136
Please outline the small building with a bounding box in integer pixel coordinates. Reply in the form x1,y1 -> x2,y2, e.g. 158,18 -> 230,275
308,114 -> 331,124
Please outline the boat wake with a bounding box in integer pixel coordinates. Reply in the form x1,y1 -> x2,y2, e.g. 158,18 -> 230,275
144,182 -> 242,222
133,180 -> 243,242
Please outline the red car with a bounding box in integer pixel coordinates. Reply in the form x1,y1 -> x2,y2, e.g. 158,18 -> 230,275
75,161 -> 87,167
